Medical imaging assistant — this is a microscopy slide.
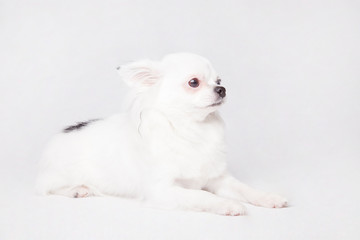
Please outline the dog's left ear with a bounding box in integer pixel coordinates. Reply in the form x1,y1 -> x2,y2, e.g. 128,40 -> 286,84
117,60 -> 161,88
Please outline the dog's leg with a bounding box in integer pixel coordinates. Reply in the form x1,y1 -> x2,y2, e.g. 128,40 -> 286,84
206,174 -> 288,208
147,186 -> 247,216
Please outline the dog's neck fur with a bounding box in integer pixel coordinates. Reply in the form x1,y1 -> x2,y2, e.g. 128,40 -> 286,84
158,105 -> 216,123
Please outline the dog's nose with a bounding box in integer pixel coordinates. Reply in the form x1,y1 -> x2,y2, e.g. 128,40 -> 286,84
214,86 -> 226,98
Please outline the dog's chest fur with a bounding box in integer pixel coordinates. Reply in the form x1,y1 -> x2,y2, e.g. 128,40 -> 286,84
141,111 -> 227,186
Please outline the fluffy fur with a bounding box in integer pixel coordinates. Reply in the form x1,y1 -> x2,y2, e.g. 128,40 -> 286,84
36,53 -> 287,216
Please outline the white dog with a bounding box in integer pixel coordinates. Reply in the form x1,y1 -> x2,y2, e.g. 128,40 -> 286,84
36,53 -> 287,216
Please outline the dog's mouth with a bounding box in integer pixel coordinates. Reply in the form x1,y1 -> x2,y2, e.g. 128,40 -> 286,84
208,101 -> 223,107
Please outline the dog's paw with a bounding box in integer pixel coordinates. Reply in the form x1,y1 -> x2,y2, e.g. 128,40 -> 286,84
73,185 -> 90,198
252,193 -> 288,208
216,202 -> 247,216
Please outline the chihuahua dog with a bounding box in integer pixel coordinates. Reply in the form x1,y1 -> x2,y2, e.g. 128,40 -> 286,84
36,53 -> 287,216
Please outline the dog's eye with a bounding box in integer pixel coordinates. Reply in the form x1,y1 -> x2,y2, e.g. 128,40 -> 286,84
216,78 -> 221,85
188,78 -> 200,88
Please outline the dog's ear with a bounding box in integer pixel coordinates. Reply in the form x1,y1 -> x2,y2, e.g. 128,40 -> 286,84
117,60 -> 161,88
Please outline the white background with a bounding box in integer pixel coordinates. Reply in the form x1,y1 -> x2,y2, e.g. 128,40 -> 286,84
1,0 -> 359,239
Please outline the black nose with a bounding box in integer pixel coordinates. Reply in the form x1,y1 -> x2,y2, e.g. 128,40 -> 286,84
214,86 -> 226,98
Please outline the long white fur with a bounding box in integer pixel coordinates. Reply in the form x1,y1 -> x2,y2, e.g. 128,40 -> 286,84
36,53 -> 287,216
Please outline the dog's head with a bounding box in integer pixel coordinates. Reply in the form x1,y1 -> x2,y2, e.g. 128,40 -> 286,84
118,53 -> 226,120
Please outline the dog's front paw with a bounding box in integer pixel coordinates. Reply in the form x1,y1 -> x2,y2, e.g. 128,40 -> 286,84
252,193 -> 288,208
215,202 -> 247,216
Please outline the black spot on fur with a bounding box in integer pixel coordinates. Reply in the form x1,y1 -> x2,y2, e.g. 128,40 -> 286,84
63,119 -> 100,133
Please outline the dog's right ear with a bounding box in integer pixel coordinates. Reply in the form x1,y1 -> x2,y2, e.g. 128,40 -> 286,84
117,60 -> 161,88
